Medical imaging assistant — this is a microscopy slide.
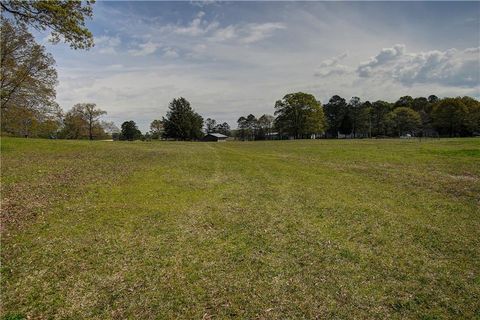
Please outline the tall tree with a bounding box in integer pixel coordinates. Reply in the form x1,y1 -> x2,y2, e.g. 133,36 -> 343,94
428,95 -> 439,104
58,108 -> 88,139
371,100 -> 393,136
1,0 -> 95,50
461,96 -> 480,135
258,114 -> 275,139
348,97 -> 362,138
245,114 -> 257,140
431,98 -> 468,137
1,18 -> 58,133
357,101 -> 373,138
101,121 -> 120,139
73,103 -> 106,140
150,119 -> 164,139
323,95 -> 347,138
412,97 -> 429,113
58,104 -> 106,139
394,96 -> 414,109
163,97 -> 203,140
215,122 -> 231,136
236,116 -> 248,141
274,92 -> 326,139
120,121 -> 142,141
411,97 -> 434,137
205,118 -> 217,133
387,107 -> 421,137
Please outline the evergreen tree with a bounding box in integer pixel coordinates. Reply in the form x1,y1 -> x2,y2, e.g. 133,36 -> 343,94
163,97 -> 204,140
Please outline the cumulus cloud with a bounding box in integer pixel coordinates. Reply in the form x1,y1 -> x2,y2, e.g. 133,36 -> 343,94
356,45 -> 479,87
314,52 -> 350,77
51,2 -> 479,132
357,44 -> 405,77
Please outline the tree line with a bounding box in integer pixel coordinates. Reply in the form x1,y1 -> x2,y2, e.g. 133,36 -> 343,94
1,5 -> 479,141
120,92 -> 479,141
233,93 -> 480,140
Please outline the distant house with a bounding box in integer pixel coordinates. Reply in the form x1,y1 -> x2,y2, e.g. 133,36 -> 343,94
203,133 -> 228,142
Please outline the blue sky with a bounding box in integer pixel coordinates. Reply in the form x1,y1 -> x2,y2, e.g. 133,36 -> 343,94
40,1 -> 480,131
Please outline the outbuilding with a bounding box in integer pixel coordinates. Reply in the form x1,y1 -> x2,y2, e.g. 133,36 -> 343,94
203,133 -> 228,142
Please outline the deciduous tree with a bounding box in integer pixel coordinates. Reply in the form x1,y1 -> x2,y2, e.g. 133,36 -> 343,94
323,95 -> 347,138
73,103 -> 106,140
387,107 -> 421,137
120,120 -> 142,141
275,92 -> 326,139
1,18 -> 58,134
215,122 -> 231,136
258,114 -> 275,139
150,119 -> 164,139
205,118 -> 217,133
461,96 -> 480,135
371,100 -> 393,137
1,0 -> 95,50
432,98 -> 468,137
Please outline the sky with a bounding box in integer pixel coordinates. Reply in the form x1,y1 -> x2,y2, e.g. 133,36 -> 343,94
39,1 -> 480,132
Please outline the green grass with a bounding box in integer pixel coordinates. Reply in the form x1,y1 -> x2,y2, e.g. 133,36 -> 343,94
1,137 -> 479,319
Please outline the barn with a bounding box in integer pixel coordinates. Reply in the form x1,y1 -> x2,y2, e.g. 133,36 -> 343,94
203,133 -> 228,142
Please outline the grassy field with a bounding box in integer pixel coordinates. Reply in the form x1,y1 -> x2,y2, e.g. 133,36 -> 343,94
1,137 -> 479,319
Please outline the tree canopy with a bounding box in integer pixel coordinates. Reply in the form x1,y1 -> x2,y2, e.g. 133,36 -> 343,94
73,103 -> 106,140
163,97 -> 204,140
0,18 -> 60,137
58,104 -> 107,140
120,121 -> 142,141
205,118 -> 231,136
323,95 -> 348,138
274,92 -> 326,139
387,107 -> 421,137
150,119 -> 164,139
1,0 -> 95,50
431,98 -> 469,137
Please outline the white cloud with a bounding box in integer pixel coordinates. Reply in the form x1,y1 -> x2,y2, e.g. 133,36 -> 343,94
315,52 -> 350,77
209,25 -> 237,42
51,2 -> 480,132
94,35 -> 121,55
128,41 -> 159,56
163,48 -> 179,58
357,45 -> 480,87
165,11 -> 285,45
357,44 -> 405,77
173,11 -> 218,36
207,22 -> 286,44
190,0 -> 218,8
240,22 -> 286,44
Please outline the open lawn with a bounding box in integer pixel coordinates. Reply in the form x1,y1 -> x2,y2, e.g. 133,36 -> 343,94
1,137 -> 479,319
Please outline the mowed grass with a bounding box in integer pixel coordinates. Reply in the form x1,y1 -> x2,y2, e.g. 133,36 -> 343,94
1,137 -> 479,319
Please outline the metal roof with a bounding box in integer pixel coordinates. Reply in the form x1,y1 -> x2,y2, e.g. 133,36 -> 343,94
207,133 -> 228,138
